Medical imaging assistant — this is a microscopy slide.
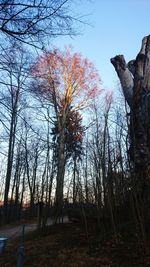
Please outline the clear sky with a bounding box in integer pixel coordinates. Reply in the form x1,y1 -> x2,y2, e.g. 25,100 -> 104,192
53,0 -> 150,91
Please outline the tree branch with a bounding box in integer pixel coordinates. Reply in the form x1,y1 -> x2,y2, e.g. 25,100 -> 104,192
110,55 -> 133,107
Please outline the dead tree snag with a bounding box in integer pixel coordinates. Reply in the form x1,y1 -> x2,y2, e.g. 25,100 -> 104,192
111,35 -> 150,243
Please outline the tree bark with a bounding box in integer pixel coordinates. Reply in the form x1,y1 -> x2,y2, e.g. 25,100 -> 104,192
4,98 -> 17,223
55,127 -> 66,219
111,35 -> 150,243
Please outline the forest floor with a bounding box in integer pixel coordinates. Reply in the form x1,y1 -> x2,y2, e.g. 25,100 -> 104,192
0,221 -> 150,267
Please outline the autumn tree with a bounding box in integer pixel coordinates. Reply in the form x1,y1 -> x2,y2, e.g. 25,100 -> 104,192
52,106 -> 85,204
52,105 -> 84,161
31,47 -> 102,217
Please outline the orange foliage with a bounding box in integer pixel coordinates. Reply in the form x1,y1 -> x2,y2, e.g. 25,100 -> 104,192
31,47 -> 102,109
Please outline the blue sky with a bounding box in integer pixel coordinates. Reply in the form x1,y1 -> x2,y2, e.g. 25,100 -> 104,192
53,0 -> 150,90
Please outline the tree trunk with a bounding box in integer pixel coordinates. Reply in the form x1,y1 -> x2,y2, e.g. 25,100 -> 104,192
111,35 -> 150,243
4,112 -> 17,223
55,127 -> 66,219
73,157 -> 77,204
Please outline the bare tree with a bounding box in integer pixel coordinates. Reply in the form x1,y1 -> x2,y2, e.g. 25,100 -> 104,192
0,0 -> 78,48
0,45 -> 29,222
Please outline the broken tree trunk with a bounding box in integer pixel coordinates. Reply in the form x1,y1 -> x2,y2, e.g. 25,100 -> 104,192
111,35 -> 150,243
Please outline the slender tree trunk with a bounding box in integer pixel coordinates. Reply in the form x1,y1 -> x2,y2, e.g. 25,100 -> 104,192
85,143 -> 89,204
4,113 -> 17,223
73,157 -> 77,204
55,128 -> 66,219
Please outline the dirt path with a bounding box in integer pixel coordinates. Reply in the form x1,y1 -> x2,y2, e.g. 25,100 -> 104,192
0,216 -> 69,240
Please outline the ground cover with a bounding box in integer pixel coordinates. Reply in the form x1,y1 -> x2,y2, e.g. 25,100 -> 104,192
0,222 -> 149,267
